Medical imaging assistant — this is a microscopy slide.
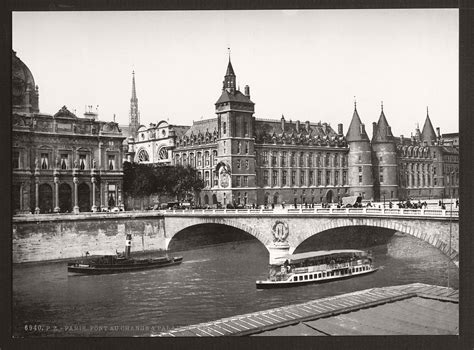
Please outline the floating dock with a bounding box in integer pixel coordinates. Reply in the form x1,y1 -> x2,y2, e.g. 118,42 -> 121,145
155,283 -> 458,336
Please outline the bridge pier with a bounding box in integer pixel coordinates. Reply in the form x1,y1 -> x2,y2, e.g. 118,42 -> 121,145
267,243 -> 294,265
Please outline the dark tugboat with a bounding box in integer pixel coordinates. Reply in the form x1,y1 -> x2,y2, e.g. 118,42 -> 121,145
68,233 -> 183,275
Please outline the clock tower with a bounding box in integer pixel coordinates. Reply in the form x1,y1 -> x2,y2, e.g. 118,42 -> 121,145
215,57 -> 257,206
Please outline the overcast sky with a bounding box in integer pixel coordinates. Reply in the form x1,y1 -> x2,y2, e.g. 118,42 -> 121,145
12,9 -> 458,138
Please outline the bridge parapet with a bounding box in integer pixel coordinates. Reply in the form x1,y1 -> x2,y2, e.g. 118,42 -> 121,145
162,207 -> 458,219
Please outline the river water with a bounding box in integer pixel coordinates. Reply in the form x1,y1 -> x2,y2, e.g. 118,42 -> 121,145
13,227 -> 458,337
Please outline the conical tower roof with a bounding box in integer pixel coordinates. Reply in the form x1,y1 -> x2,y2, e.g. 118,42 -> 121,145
226,60 -> 235,77
421,108 -> 437,145
372,106 -> 394,143
346,105 -> 369,142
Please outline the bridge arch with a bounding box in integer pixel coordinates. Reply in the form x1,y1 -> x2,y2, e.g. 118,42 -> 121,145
164,216 -> 272,250
289,217 -> 457,264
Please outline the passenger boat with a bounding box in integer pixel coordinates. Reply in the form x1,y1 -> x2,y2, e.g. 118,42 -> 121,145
256,249 -> 376,289
68,234 -> 183,275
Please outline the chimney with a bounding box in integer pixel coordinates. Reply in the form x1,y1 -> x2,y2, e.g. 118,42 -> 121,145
372,122 -> 377,138
337,123 -> 343,136
305,121 -> 310,132
244,85 -> 250,97
296,120 -> 300,133
281,115 -> 285,131
436,127 -> 441,139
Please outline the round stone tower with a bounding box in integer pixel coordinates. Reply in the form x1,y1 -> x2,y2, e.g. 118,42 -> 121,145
371,104 -> 398,201
346,103 -> 374,200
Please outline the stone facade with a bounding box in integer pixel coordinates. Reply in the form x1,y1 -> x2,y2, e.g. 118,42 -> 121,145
12,51 -> 126,214
125,58 -> 459,205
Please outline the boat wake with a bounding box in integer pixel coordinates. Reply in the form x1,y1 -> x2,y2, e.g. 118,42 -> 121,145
182,259 -> 210,264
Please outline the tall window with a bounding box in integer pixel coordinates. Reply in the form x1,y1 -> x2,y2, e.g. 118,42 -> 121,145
223,122 -> 227,135
281,152 -> 286,167
291,152 -> 296,167
379,167 -> 384,183
197,152 -> 202,167
291,171 -> 296,186
236,176 -> 241,187
41,153 -> 49,169
61,154 -> 68,169
334,154 -> 338,167
341,155 -> 346,167
245,159 -> 249,169
263,170 -> 269,186
262,151 -> 268,166
243,121 -> 248,136
300,172 -> 305,186
343,171 -> 347,185
12,151 -> 20,169
205,151 -> 210,166
325,153 -> 330,167
326,171 -> 331,185
299,152 -> 304,167
317,171 -> 322,186
205,171 -> 210,187
213,171 -> 218,186
238,142 -> 242,154
213,150 -> 218,165
107,155 -> 114,170
236,159 -> 241,169
243,176 -> 248,187
309,171 -> 314,185
271,153 -> 277,166
272,171 -> 278,186
359,175 -> 363,184
245,141 -> 249,154
308,153 -> 312,167
335,171 -> 339,185
282,170 -> 287,186
80,154 -> 87,170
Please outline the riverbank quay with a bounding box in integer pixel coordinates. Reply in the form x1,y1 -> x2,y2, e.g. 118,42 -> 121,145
12,211 -> 167,263
155,283 -> 458,336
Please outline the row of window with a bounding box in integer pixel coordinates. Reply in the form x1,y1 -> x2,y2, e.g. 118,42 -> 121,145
262,170 -> 348,187
12,151 -> 116,170
259,151 -> 348,168
175,150 -> 218,167
293,265 -> 371,282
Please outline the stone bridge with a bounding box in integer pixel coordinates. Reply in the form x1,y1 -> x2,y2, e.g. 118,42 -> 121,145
162,207 -> 459,265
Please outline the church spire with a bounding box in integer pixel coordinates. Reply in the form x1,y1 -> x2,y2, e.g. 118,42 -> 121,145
129,70 -> 140,135
223,48 -> 236,93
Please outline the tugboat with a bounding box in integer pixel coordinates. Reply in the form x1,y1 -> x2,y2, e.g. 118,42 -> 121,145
68,233 -> 183,275
256,249 -> 376,289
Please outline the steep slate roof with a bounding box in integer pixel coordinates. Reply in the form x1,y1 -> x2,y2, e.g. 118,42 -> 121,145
225,60 -> 235,76
172,125 -> 191,138
183,118 -> 218,137
215,90 -> 254,105
421,113 -> 437,145
346,107 -> 369,142
372,110 -> 394,143
254,118 -> 336,138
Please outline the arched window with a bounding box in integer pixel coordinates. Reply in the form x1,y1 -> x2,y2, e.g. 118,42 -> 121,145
158,147 -> 168,160
137,149 -> 150,162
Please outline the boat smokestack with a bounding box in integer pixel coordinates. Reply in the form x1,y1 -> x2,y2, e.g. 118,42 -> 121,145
125,233 -> 132,258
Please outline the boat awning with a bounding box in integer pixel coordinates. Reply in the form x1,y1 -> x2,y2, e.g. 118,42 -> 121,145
341,196 -> 362,206
284,250 -> 366,263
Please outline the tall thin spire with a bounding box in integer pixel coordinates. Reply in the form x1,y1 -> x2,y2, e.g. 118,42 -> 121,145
131,70 -> 137,101
129,70 -> 140,135
224,49 -> 236,93
354,96 -> 357,111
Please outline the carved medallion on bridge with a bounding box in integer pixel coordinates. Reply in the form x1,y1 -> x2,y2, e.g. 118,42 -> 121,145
272,221 -> 289,243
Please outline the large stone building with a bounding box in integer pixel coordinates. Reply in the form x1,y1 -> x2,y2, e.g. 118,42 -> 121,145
126,58 -> 459,207
12,51 -> 126,214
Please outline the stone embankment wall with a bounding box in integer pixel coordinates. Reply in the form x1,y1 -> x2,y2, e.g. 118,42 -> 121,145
13,212 -> 166,263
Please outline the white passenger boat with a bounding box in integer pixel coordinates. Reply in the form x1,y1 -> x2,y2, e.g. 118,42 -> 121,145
256,249 -> 377,289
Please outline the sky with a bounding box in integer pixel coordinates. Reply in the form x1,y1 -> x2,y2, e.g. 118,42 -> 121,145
12,9 -> 458,138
